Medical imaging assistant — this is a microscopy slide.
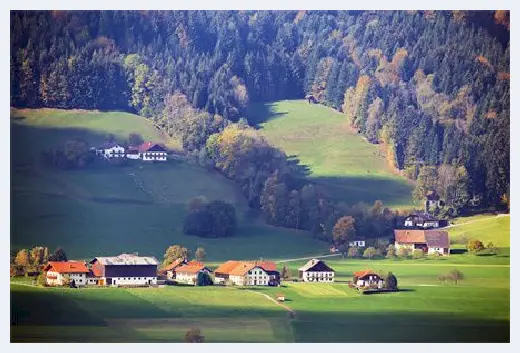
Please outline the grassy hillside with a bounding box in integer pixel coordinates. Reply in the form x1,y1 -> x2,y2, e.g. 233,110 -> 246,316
448,214 -> 510,247
249,100 -> 414,209
11,254 -> 510,342
11,108 -> 328,260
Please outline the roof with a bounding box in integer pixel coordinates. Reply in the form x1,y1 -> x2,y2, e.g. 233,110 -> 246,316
214,260 -> 242,274
424,230 -> 450,248
394,229 -> 426,243
90,253 -> 159,266
215,260 -> 278,276
43,261 -> 89,273
162,258 -> 188,272
99,142 -> 123,150
88,267 -> 102,277
130,142 -> 167,153
298,258 -> 334,272
176,261 -> 211,274
353,269 -> 381,279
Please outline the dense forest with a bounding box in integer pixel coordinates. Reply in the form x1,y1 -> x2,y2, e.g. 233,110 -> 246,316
11,10 -> 509,243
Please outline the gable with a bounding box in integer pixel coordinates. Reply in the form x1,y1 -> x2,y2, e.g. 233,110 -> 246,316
146,144 -> 167,152
305,261 -> 335,273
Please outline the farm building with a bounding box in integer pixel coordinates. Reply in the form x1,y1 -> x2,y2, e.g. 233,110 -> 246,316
353,269 -> 384,289
175,261 -> 213,285
298,259 -> 335,282
214,260 -> 280,286
127,142 -> 168,161
43,261 -> 89,287
404,213 -> 447,229
89,253 -> 160,287
160,258 -> 188,280
349,238 -> 366,247
394,229 -> 450,255
96,143 -> 126,159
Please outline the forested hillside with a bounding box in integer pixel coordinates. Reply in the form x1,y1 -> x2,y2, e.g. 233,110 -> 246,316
11,10 -> 509,242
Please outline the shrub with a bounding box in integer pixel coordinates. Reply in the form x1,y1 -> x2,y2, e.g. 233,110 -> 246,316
467,239 -> 485,253
363,247 -> 377,259
396,247 -> 409,258
430,251 -> 441,257
386,244 -> 396,258
412,248 -> 424,259
384,272 -> 398,291
347,247 -> 361,258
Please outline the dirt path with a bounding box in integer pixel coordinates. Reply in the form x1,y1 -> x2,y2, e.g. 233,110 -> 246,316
242,289 -> 297,320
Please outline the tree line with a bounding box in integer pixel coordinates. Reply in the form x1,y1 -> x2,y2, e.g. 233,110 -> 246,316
11,10 -> 509,218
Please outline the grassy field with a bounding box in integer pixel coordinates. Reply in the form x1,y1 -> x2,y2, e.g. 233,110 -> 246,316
448,214 -> 510,247
11,108 -> 329,260
11,253 -> 510,342
10,284 -> 291,342
249,100 -> 414,209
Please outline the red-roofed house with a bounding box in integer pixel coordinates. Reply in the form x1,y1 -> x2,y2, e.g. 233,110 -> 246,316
353,269 -> 384,289
127,142 -> 167,161
161,258 -> 188,280
43,261 -> 89,287
175,261 -> 212,285
394,229 -> 450,256
214,260 -> 280,286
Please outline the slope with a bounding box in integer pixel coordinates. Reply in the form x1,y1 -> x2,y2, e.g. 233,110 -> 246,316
249,100 -> 414,209
10,108 -> 328,260
448,214 -> 510,248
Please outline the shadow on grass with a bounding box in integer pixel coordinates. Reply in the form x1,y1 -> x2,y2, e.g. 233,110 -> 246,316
246,102 -> 288,127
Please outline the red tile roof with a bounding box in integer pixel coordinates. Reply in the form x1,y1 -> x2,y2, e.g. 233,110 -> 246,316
394,229 -> 427,243
215,260 -> 278,276
176,261 -> 209,274
162,258 -> 187,272
353,269 -> 379,279
43,261 -> 89,273
214,260 -> 242,274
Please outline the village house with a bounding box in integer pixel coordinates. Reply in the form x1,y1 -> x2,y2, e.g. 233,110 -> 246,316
425,191 -> 442,211
214,260 -> 279,286
89,253 -> 160,287
404,213 -> 447,229
394,229 -> 450,256
353,269 -> 384,289
127,142 -> 168,161
160,258 -> 188,280
298,259 -> 335,282
96,142 -> 126,159
349,238 -> 366,247
175,261 -> 213,285
43,261 -> 89,287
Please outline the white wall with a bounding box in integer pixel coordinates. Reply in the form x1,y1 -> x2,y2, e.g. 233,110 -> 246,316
108,276 -> 157,287
46,272 -> 87,287
103,146 -> 126,158
245,267 -> 270,286
301,271 -> 334,282
142,151 -> 167,161
428,247 -> 446,255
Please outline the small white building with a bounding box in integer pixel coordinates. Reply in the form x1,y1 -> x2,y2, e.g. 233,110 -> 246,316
349,239 -> 366,247
298,259 -> 335,282
128,142 -> 168,161
43,261 -> 89,287
214,260 -> 280,286
96,143 -> 126,159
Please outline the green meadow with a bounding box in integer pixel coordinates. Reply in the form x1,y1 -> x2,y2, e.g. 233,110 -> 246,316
11,253 -> 510,342
448,214 -> 510,248
249,100 -> 414,209
11,108 -> 328,260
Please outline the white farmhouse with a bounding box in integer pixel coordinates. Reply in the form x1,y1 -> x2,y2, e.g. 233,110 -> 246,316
127,142 -> 168,161
175,261 -> 213,285
43,261 -> 89,287
298,259 -> 335,282
96,143 -> 126,159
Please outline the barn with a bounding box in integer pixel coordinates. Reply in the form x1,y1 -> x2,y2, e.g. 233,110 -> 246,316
89,253 -> 160,287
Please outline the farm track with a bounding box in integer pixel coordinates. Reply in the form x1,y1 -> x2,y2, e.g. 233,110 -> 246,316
242,289 -> 298,320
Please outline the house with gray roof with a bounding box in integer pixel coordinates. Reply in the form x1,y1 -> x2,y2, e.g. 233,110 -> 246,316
298,259 -> 335,282
89,253 -> 160,287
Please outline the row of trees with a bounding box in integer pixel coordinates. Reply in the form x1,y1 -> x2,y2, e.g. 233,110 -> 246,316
11,246 -> 68,276
162,244 -> 206,267
11,10 -> 509,213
